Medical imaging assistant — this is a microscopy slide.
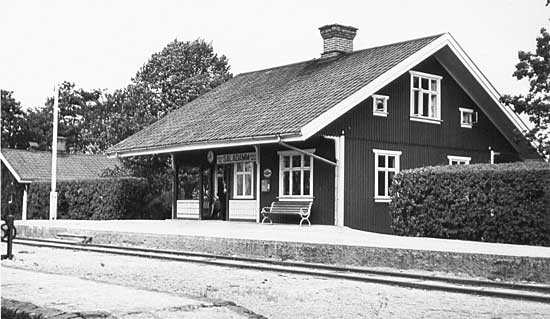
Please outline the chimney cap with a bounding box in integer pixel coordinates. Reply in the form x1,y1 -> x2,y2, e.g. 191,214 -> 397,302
319,24 -> 358,40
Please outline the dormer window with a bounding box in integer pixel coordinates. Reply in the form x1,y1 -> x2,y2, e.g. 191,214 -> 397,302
459,108 -> 477,128
410,71 -> 442,124
372,94 -> 389,117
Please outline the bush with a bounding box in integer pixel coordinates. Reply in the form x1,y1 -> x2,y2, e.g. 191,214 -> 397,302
27,177 -> 148,220
389,162 -> 550,246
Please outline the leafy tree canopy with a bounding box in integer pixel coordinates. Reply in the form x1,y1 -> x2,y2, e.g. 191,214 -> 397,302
1,90 -> 29,149
501,26 -> 550,159
131,38 -> 232,117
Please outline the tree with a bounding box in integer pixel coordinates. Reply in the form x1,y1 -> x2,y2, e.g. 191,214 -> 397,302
25,82 -> 103,153
102,38 -> 232,218
1,90 -> 29,149
131,38 -> 232,116
501,26 -> 550,159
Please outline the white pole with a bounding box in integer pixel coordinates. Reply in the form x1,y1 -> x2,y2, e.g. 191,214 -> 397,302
22,185 -> 28,220
49,84 -> 59,220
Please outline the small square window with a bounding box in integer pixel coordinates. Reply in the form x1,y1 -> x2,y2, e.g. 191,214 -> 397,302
459,108 -> 477,128
372,94 -> 389,117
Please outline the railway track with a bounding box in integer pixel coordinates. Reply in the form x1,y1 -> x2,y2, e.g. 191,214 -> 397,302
12,237 -> 550,303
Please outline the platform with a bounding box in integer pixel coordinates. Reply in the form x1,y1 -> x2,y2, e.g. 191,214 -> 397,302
15,219 -> 550,283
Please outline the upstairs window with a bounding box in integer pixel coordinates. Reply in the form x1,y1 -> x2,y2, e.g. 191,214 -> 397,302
373,149 -> 402,203
278,150 -> 314,199
459,107 -> 477,128
372,94 -> 389,117
447,155 -> 471,165
410,71 -> 442,124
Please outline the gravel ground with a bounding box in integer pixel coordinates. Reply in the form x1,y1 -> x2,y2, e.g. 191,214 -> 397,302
2,244 -> 550,319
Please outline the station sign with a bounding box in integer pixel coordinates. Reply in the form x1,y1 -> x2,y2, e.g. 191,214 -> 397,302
217,152 -> 257,164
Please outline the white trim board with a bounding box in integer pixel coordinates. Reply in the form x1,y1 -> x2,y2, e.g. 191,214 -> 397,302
300,33 -> 531,150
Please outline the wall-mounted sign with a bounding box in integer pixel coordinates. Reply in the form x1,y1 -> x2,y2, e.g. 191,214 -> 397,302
217,152 -> 257,164
207,151 -> 215,164
261,179 -> 270,192
263,168 -> 272,178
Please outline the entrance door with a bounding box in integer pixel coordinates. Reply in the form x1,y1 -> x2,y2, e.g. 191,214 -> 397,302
213,165 -> 230,220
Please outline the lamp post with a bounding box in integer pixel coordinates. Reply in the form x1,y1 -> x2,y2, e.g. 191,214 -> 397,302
49,84 -> 59,220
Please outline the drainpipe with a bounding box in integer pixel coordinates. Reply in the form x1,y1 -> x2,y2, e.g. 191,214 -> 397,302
323,134 -> 345,227
254,145 -> 261,223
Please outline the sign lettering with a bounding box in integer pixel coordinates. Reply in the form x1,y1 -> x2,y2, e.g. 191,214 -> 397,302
216,152 -> 257,164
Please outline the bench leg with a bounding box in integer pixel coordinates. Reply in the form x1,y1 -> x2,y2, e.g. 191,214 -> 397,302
261,215 -> 273,224
299,217 -> 311,227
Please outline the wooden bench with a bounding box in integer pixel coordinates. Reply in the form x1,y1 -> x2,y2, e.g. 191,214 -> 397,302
260,201 -> 313,226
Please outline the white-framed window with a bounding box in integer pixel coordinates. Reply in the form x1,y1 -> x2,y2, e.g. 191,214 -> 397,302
234,162 -> 254,199
447,155 -> 471,165
410,71 -> 442,124
373,149 -> 402,203
278,150 -> 314,199
459,107 -> 477,128
372,94 -> 389,117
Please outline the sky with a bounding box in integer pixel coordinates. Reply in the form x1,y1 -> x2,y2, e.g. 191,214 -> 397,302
1,0 -> 549,109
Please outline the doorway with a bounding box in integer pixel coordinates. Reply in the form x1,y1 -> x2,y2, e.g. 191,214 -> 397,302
202,164 -> 230,220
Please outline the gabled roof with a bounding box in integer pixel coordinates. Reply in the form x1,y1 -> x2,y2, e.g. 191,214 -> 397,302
0,148 -> 120,183
109,34 -> 443,155
108,33 -> 537,159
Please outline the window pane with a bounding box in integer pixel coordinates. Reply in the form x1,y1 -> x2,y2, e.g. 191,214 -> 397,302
304,156 -> 311,167
430,94 -> 437,118
413,76 -> 419,88
292,171 -> 301,195
377,171 -> 386,196
462,112 -> 471,124
388,171 -> 395,190
376,99 -> 385,111
292,155 -> 301,168
388,156 -> 395,168
431,79 -> 437,91
303,170 -> 311,195
378,155 -> 385,168
422,93 -> 429,116
245,174 -> 252,196
422,78 -> 429,89
283,156 -> 290,168
414,91 -> 419,115
236,175 -> 243,196
283,171 -> 290,195
245,162 -> 253,172
236,162 -> 243,172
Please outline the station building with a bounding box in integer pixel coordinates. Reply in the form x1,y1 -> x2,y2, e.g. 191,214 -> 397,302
108,25 -> 539,233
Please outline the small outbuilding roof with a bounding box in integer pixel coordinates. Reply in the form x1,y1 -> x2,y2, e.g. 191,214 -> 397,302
0,148 -> 120,183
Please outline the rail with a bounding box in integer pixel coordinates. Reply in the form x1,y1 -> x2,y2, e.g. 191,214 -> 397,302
10,236 -> 550,303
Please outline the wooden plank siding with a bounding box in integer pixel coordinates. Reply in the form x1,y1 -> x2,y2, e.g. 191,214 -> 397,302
259,138 -> 336,225
321,56 -> 520,233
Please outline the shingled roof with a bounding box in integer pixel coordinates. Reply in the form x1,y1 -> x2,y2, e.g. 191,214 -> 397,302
0,148 -> 120,183
109,34 -> 443,155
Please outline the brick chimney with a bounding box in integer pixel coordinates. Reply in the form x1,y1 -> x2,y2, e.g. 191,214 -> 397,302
57,136 -> 67,154
319,24 -> 358,58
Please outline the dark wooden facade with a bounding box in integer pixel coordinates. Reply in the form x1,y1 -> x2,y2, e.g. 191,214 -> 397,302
321,56 -> 520,233
172,56 -> 522,233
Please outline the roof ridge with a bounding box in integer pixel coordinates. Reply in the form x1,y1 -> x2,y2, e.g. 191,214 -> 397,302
235,33 -> 446,77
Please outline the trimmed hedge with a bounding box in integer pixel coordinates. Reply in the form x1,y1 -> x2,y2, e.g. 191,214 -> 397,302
389,162 -> 550,246
27,177 -> 148,220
